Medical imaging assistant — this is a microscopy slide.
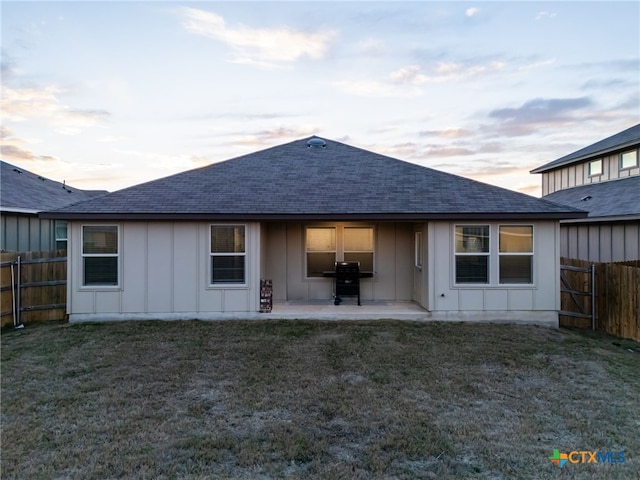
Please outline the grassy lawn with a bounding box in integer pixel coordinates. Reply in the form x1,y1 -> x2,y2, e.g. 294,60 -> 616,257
2,320 -> 639,479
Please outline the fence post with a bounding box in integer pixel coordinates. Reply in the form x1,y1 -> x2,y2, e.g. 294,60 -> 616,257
16,256 -> 22,326
11,263 -> 17,326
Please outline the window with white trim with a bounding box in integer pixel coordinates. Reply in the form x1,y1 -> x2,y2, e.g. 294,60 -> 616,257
306,227 -> 336,277
55,220 -> 68,250
620,150 -> 638,170
82,225 -> 118,286
455,225 -> 489,284
588,159 -> 602,176
210,225 -> 246,284
499,225 -> 533,284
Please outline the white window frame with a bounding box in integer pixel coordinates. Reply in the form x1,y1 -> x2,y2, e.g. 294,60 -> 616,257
453,224 -> 536,286
588,159 -> 602,176
81,224 -> 119,288
454,224 -> 490,285
620,150 -> 638,170
209,224 -> 247,286
498,225 -> 534,285
55,220 -> 68,250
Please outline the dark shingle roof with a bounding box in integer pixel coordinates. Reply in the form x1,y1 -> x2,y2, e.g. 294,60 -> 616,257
531,124 -> 640,173
542,176 -> 640,219
1,161 -> 107,212
43,137 -> 586,220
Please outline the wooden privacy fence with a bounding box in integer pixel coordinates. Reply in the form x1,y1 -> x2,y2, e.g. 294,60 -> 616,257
0,250 -> 67,327
560,257 -> 640,342
560,262 -> 596,327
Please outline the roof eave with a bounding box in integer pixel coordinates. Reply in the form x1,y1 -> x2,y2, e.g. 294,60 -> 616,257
39,211 -> 588,221
530,140 -> 640,174
560,213 -> 640,224
1,206 -> 40,215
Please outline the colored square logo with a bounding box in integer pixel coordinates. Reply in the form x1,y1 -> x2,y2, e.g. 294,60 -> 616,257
550,449 -> 568,468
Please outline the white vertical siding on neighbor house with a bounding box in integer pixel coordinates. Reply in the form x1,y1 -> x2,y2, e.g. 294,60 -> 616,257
428,221 -> 559,316
68,221 -> 260,321
542,150 -> 640,195
559,222 -> 640,262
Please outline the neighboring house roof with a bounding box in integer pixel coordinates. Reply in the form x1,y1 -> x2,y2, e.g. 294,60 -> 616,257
1,160 -> 107,214
42,137 -> 586,221
542,176 -> 640,221
531,123 -> 640,173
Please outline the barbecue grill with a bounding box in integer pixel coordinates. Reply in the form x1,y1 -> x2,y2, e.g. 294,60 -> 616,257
333,261 -> 361,306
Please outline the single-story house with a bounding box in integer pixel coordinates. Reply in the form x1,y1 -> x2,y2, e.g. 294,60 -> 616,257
1,160 -> 107,252
42,137 -> 586,325
531,123 -> 640,262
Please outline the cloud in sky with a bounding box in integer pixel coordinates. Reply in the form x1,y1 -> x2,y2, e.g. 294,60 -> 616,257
389,65 -> 427,85
111,148 -> 212,175
392,61 -> 506,85
369,134 -> 506,164
0,144 -> 56,163
419,128 -> 474,139
489,97 -> 594,135
1,49 -> 19,80
333,79 -> 423,98
420,140 -> 504,158
181,7 -> 336,66
1,127 -> 56,163
466,8 -> 480,17
234,125 -> 321,147
2,85 -> 109,135
336,59 -> 507,98
97,135 -> 128,143
2,86 -> 64,122
517,58 -> 556,72
535,11 -> 558,21
357,39 -> 387,58
431,61 -> 505,82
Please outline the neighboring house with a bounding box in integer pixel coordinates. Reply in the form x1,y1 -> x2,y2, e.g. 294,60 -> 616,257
42,137 -> 586,325
531,124 -> 640,262
0,161 -> 107,252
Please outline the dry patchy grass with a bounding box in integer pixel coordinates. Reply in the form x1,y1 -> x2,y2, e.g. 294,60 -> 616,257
1,320 -> 639,479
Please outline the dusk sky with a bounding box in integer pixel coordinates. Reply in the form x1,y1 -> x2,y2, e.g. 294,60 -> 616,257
2,1 -> 639,196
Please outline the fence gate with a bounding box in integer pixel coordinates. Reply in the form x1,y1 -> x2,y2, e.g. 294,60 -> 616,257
559,262 -> 596,330
0,250 -> 67,327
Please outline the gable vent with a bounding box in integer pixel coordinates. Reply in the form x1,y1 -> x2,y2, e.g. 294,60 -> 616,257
307,137 -> 327,148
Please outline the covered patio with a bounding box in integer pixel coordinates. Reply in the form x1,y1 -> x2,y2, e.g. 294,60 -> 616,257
253,301 -> 558,326
261,300 -> 429,321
